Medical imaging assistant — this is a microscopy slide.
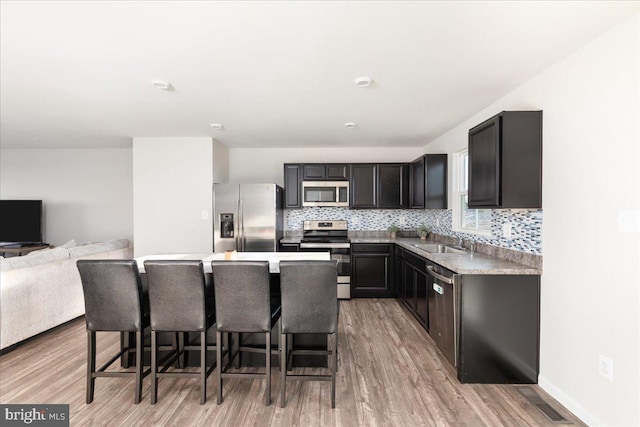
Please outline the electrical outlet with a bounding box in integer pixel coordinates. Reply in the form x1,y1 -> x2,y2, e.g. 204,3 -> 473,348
436,218 -> 440,227
201,210 -> 209,220
598,354 -> 614,381
398,216 -> 406,226
502,223 -> 512,239
352,216 -> 359,226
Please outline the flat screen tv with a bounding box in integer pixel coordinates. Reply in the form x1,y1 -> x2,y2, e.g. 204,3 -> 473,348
0,200 -> 43,244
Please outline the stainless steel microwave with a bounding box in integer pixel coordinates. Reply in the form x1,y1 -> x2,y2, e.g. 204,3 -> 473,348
302,181 -> 349,207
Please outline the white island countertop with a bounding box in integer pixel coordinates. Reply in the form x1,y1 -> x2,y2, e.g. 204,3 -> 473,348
135,252 -> 330,274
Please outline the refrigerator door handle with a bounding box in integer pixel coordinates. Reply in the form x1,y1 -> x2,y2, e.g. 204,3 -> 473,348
239,199 -> 244,252
236,199 -> 241,251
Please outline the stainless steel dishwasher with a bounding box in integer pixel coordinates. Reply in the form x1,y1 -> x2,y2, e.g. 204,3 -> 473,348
426,263 -> 458,367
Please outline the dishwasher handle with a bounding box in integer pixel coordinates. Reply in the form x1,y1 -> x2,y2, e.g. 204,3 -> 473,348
426,265 -> 454,285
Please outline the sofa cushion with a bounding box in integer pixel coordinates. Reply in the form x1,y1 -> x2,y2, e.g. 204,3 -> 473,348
105,239 -> 130,250
25,240 -> 75,257
68,239 -> 129,258
0,247 -> 70,272
68,243 -> 109,258
62,239 -> 77,249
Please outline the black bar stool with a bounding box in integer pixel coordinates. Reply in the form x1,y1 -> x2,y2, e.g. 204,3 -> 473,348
278,260 -> 338,408
76,260 -> 150,404
211,261 -> 281,406
144,260 -> 218,405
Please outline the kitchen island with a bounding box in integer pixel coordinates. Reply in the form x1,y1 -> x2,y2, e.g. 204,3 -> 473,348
135,251 -> 331,273
130,251 -> 331,368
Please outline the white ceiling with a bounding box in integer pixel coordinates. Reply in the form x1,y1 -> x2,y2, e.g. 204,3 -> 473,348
1,1 -> 638,149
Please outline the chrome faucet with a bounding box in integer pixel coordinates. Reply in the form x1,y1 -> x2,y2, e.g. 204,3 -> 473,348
469,241 -> 476,254
457,236 -> 463,247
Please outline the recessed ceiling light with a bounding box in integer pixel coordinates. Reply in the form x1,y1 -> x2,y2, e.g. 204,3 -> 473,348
210,123 -> 224,130
354,77 -> 373,88
344,122 -> 357,128
151,80 -> 173,90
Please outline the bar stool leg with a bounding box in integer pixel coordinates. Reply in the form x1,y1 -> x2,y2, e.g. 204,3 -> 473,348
265,330 -> 271,406
280,332 -> 287,408
216,330 -> 223,405
86,331 -> 96,404
222,333 -> 229,365
151,330 -> 158,404
120,332 -> 129,368
172,333 -> 181,368
134,331 -> 143,404
233,333 -> 240,368
200,331 -> 207,405
331,333 -> 337,409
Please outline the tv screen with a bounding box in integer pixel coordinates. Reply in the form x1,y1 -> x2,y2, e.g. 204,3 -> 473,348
0,200 -> 43,244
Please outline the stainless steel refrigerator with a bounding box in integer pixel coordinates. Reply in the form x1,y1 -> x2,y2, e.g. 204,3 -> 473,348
213,183 -> 283,252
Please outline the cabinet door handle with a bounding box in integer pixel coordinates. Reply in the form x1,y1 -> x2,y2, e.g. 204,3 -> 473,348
426,265 -> 454,284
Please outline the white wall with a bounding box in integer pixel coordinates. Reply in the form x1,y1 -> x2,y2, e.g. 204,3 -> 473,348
132,137 -> 214,256
229,147 -> 425,185
0,148 -> 133,246
213,140 -> 230,183
424,14 -> 640,426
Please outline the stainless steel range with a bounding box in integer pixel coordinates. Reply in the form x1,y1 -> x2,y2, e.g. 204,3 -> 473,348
299,220 -> 351,299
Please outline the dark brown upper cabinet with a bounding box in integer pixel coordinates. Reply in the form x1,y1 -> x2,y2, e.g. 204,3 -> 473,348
409,154 -> 448,209
302,163 -> 349,181
326,164 -> 349,180
377,163 -> 409,209
350,164 -> 378,208
351,163 -> 409,209
468,111 -> 542,209
283,164 -> 302,208
409,157 -> 425,208
302,164 -> 325,180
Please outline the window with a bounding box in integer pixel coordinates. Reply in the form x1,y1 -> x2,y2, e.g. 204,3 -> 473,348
453,149 -> 491,235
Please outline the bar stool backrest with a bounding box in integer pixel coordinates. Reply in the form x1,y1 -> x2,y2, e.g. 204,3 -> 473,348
77,260 -> 144,332
211,261 -> 271,333
144,260 -> 208,332
279,260 -> 338,334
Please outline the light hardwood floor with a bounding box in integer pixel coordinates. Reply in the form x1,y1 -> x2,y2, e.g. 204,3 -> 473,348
0,299 -> 584,426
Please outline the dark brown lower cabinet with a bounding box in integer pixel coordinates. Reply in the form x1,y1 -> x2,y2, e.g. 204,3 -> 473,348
413,263 -> 429,327
400,251 -> 428,328
351,244 -> 394,298
393,246 -> 404,298
457,274 -> 539,384
402,258 -> 415,311
393,247 -> 540,385
278,243 -> 299,252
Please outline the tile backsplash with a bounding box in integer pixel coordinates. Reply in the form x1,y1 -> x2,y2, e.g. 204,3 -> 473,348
285,207 -> 542,255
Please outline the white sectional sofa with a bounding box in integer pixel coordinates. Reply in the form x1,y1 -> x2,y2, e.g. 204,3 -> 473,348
0,239 -> 132,350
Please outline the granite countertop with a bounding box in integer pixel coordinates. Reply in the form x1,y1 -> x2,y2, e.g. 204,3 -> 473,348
281,235 -> 542,275
281,237 -> 304,244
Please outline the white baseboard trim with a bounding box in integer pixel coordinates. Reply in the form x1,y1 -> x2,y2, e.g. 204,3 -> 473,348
538,375 -> 600,426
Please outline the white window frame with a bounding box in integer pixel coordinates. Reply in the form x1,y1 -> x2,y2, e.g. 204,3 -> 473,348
452,148 -> 492,237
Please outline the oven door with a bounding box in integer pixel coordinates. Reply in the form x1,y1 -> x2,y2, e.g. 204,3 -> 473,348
298,243 -> 351,299
330,247 -> 351,278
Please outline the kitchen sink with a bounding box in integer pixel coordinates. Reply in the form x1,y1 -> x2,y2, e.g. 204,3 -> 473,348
412,243 -> 467,254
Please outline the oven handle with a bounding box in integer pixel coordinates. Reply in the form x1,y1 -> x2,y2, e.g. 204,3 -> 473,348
299,243 -> 351,249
